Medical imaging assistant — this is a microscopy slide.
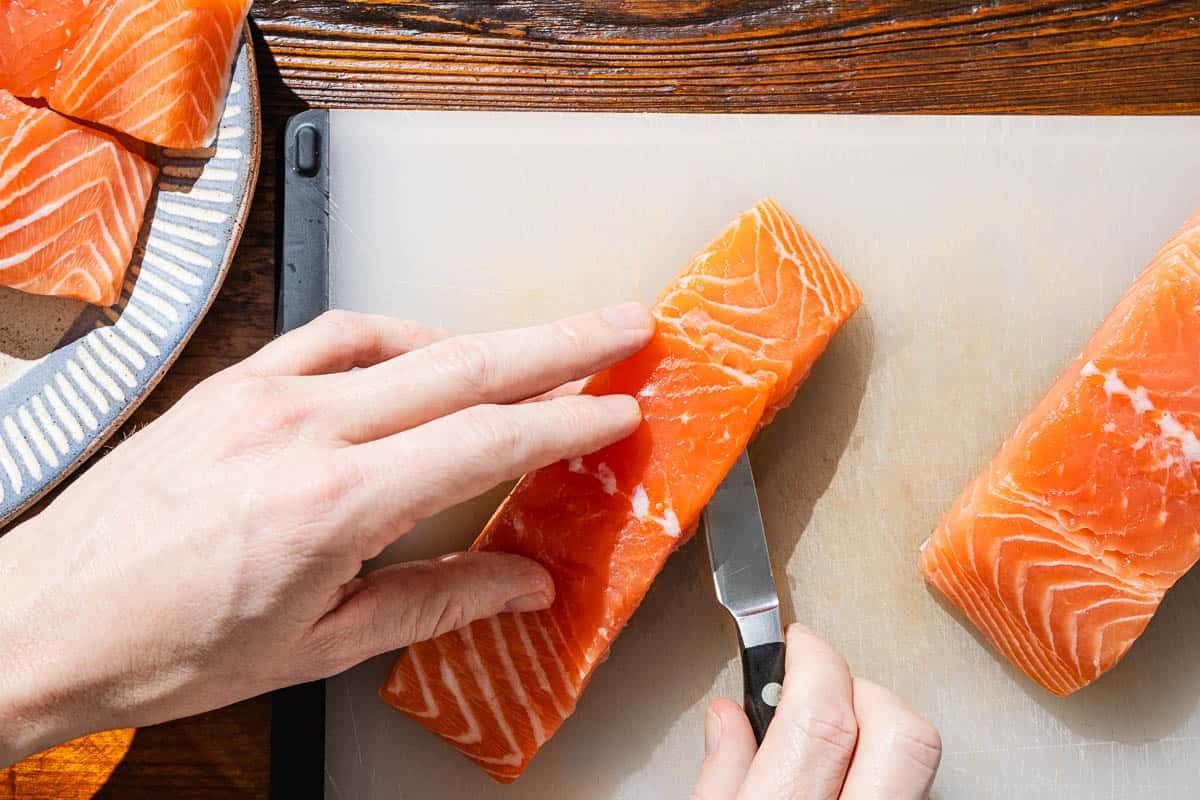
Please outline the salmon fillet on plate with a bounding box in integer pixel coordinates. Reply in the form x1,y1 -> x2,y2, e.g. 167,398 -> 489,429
0,90 -> 156,306
0,0 -> 252,149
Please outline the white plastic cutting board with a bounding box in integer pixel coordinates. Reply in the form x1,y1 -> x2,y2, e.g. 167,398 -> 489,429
320,112 -> 1200,800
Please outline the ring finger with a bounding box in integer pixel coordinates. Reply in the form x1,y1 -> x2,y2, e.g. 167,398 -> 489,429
837,679 -> 941,800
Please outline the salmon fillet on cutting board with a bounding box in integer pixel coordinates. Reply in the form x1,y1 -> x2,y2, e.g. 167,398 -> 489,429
0,89 -> 156,306
920,209 -> 1200,697
0,0 -> 251,149
380,198 -> 862,782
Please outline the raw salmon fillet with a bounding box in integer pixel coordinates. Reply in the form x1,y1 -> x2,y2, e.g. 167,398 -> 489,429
0,89 -> 156,305
0,0 -> 250,149
381,199 -> 862,781
920,209 -> 1200,696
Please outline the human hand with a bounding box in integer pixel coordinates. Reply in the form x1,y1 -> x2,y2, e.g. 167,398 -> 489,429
692,625 -> 941,800
0,303 -> 654,765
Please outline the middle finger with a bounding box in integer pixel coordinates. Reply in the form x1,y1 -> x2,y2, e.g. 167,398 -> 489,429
313,303 -> 653,443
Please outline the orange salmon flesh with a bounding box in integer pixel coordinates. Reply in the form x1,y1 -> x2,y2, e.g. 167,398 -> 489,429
380,198 -> 862,781
920,209 -> 1200,696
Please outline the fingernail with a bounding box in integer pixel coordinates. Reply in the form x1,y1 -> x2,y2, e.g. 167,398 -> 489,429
600,302 -> 653,332
704,708 -> 722,757
503,592 -> 552,614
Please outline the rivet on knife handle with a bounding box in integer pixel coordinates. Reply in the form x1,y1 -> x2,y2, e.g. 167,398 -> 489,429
742,639 -> 786,744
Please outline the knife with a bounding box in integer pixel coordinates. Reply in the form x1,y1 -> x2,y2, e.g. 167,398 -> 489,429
703,451 -> 786,745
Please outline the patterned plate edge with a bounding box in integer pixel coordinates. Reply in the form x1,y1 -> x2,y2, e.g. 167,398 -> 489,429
0,27 -> 262,528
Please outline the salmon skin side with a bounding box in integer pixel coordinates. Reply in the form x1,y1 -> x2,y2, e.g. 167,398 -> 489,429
0,0 -> 251,149
380,199 -> 862,782
0,89 -> 157,306
920,209 -> 1200,697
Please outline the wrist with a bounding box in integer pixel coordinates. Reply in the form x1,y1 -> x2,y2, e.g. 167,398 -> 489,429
0,514 -> 100,766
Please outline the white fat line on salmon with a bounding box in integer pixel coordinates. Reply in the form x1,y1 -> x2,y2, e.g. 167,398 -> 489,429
391,643 -> 439,719
1089,609 -> 1155,679
0,177 -> 119,261
532,613 -> 580,701
631,484 -> 681,538
488,616 -> 547,745
30,396 -> 68,456
1066,595 -> 1160,677
753,203 -> 833,318
458,626 -> 523,766
513,613 -> 568,718
1080,361 -> 1154,413
1155,412 -> 1200,466
64,11 -> 189,108
431,637 -> 483,746
567,457 -> 616,495
44,384 -> 84,444
3,417 -> 40,480
943,529 -> 1074,693
546,613 -> 593,689
0,132 -> 95,206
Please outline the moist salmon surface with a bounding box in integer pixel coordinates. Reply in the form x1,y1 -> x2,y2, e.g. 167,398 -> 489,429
920,210 -> 1200,696
381,199 -> 862,781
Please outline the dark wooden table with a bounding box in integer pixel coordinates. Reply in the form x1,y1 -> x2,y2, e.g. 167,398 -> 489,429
75,1 -> 1200,796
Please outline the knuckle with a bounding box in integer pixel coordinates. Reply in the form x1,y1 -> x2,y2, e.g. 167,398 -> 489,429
319,309 -> 379,359
440,336 -> 498,396
304,633 -> 356,679
462,405 -> 522,457
788,702 -> 859,760
548,318 -> 588,358
426,594 -> 470,640
891,716 -> 943,772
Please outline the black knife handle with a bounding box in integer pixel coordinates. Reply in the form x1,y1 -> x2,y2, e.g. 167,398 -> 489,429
742,641 -> 786,744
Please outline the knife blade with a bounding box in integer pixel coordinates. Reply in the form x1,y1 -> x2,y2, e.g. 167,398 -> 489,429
703,451 -> 786,744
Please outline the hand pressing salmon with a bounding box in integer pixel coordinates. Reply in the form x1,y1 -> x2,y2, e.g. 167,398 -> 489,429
380,199 -> 862,781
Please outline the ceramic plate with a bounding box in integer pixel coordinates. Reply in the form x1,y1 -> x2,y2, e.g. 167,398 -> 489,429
0,28 -> 261,527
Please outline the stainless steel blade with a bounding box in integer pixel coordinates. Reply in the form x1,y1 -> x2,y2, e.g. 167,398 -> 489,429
703,451 -> 784,650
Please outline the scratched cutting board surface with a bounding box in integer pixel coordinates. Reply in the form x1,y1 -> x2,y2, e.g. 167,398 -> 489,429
318,112 -> 1200,800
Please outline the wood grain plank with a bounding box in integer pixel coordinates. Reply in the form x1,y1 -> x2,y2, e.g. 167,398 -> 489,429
250,0 -> 1200,114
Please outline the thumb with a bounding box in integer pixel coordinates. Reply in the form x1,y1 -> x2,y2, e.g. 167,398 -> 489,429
691,699 -> 757,800
307,551 -> 554,674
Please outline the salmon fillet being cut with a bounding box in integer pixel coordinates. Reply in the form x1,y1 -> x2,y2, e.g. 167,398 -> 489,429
381,199 -> 862,781
0,0 -> 250,149
0,89 -> 156,306
920,209 -> 1200,696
